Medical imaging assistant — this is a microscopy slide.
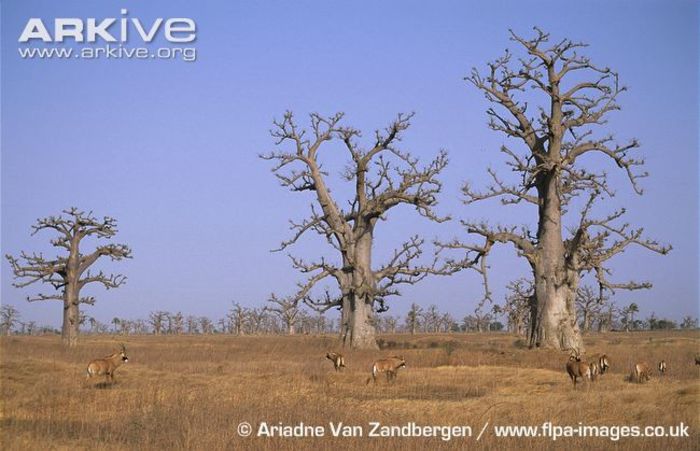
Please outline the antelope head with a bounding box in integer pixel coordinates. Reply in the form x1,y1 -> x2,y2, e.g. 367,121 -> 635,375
120,344 -> 129,363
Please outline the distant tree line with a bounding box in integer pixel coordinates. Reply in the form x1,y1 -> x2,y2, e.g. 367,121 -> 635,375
2,292 -> 696,336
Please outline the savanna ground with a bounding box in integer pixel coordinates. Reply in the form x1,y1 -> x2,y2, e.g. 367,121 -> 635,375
1,330 -> 698,450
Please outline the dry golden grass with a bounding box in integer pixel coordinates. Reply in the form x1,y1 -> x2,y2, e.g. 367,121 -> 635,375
1,330 -> 698,450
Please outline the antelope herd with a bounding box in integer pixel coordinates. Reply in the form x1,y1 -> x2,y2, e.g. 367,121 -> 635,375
563,348 -> 689,387
83,344 -> 698,389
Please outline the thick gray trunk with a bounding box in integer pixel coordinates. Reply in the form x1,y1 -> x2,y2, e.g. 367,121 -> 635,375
530,275 -> 581,350
343,293 -> 378,349
339,230 -> 379,350
530,173 -> 582,350
62,284 -> 79,347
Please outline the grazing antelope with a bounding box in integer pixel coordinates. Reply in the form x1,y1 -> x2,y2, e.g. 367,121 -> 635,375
326,352 -> 346,372
565,350 -> 591,388
658,360 -> 667,375
632,362 -> 651,383
366,355 -> 406,384
86,344 -> 129,385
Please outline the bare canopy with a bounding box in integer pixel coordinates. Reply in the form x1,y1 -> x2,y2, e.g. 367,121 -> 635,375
262,112 -> 451,349
439,28 -> 670,350
6,207 -> 132,346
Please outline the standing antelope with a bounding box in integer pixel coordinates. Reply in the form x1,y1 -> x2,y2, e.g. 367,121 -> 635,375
326,352 -> 346,372
632,362 -> 651,383
589,361 -> 600,381
566,350 -> 591,388
695,355 -> 700,366
366,356 -> 406,384
86,344 -> 129,384
658,360 -> 667,375
598,354 -> 610,374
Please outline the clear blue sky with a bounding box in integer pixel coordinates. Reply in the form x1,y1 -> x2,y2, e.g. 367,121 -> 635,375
2,0 -> 698,327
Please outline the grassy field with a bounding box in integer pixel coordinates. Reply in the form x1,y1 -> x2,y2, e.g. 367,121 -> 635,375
1,331 -> 698,450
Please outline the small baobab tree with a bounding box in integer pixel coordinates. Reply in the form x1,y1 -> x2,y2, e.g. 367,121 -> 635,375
576,285 -> 607,333
149,311 -> 168,335
246,307 -> 268,335
422,304 -> 442,333
185,315 -> 199,334
405,303 -> 423,335
199,316 -> 214,334
267,294 -> 301,335
171,312 -> 185,334
0,305 -> 21,336
440,312 -> 456,333
228,302 -> 247,335
6,208 -> 132,346
596,301 -> 619,332
501,279 -> 534,336
313,312 -> 329,335
262,112 -> 451,349
472,302 -> 492,333
680,316 -> 698,330
439,28 -> 670,350
621,302 -> 640,332
382,315 -> 400,334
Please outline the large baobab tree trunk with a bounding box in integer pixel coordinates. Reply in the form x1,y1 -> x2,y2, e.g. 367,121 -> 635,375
62,284 -> 80,347
338,233 -> 379,349
344,293 -> 378,349
530,177 -> 582,349
531,266 -> 581,349
344,231 -> 379,349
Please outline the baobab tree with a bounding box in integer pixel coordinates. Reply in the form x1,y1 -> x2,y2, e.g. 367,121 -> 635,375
621,302 -> 640,332
228,302 -> 247,335
422,304 -> 442,333
262,112 -> 450,349
596,301 -> 619,332
267,294 -> 301,335
6,208 -> 131,346
405,303 -> 423,335
440,28 -> 670,350
171,312 -> 185,334
149,311 -> 168,335
0,305 -> 21,336
576,285 -> 607,333
500,279 -> 533,336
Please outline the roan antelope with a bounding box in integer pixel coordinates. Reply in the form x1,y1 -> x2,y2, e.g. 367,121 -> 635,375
326,352 -> 346,372
598,354 -> 610,374
366,355 -> 406,384
632,362 -> 651,383
566,350 -> 591,388
658,360 -> 667,375
86,344 -> 129,384
589,361 -> 600,381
